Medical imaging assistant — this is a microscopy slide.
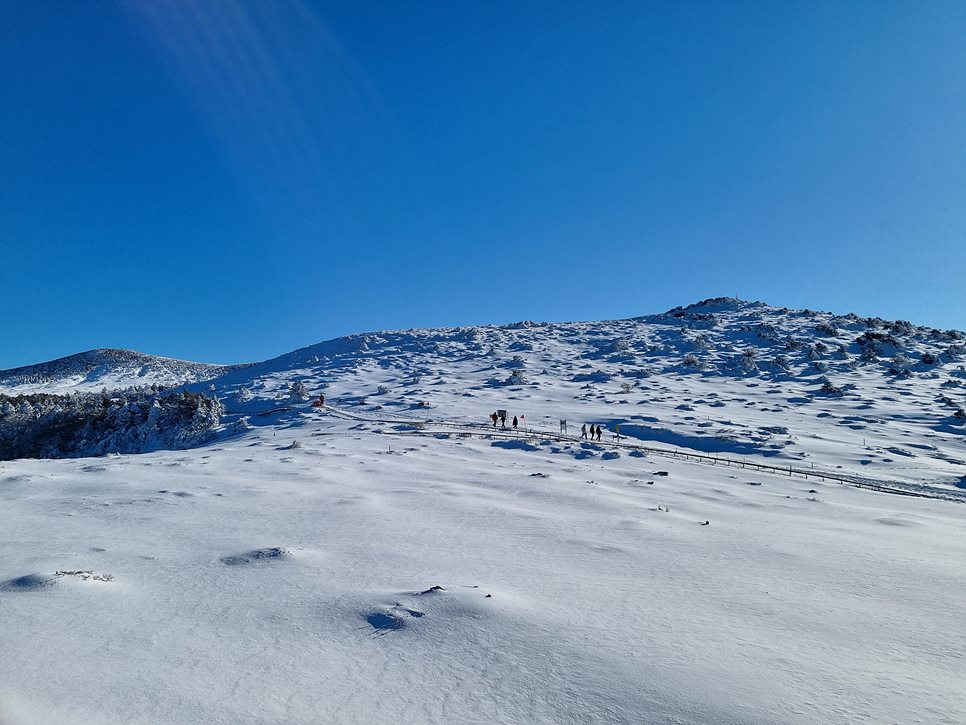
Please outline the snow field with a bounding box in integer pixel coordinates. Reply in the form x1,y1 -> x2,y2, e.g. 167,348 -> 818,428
2,299 -> 965,722
1,413 -> 964,724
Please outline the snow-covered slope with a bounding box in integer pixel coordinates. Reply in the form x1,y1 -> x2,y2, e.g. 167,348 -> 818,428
0,348 -> 252,392
1,299 -> 965,724
202,297 -> 966,492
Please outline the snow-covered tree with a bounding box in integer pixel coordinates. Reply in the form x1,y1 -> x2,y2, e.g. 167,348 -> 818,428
288,380 -> 310,402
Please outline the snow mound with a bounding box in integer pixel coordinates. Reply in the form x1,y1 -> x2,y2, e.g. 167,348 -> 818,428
220,547 -> 291,566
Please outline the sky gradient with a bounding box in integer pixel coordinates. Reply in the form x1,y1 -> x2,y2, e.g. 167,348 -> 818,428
2,0 -> 964,369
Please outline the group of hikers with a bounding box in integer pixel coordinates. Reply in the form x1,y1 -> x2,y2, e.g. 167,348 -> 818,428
491,411 -> 605,441
490,411 -> 520,429
559,420 -> 603,440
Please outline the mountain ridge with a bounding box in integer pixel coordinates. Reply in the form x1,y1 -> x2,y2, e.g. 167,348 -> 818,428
4,298 -> 964,390
0,347 -> 253,392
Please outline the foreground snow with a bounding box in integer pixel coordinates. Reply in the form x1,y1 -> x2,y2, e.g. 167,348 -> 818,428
1,410 -> 964,724
2,300 -> 965,722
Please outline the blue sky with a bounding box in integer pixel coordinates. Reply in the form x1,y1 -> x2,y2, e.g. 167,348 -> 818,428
1,0 -> 964,369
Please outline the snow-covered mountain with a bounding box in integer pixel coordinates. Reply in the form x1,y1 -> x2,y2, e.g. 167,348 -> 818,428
2,299 -> 965,725
4,298 -> 965,486
187,297 -> 964,491
0,347 -> 252,392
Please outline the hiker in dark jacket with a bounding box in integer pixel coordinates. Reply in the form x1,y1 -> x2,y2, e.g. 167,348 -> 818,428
512,415 -> 518,430
581,424 -> 588,439
595,425 -> 602,441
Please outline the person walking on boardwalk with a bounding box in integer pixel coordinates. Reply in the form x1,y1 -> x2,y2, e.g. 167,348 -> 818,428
581,424 -> 588,439
595,424 -> 602,441
491,412 -> 498,427
512,415 -> 518,430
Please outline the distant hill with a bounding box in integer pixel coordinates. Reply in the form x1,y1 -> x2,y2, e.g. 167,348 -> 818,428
0,348 -> 253,393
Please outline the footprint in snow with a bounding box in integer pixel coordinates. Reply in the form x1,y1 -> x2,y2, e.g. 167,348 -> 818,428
366,606 -> 426,634
363,585 -> 492,636
1,570 -> 114,591
0,573 -> 57,592
220,547 -> 290,566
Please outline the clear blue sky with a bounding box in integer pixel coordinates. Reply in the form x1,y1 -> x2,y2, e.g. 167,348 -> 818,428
1,0 -> 964,369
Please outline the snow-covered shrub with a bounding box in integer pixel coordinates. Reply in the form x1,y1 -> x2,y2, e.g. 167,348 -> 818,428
682,353 -> 702,369
947,344 -> 966,362
571,371 -> 612,383
891,354 -> 912,369
921,352 -> 939,366
890,320 -> 916,337
771,354 -> 790,371
0,389 -> 224,460
856,331 -> 901,360
815,321 -> 838,336
619,382 -> 634,394
739,348 -> 758,369
820,380 -> 844,396
506,320 -> 540,329
504,369 -> 530,386
288,380 -> 310,402
953,408 -> 966,422
753,324 -> 780,342
236,386 -> 252,402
